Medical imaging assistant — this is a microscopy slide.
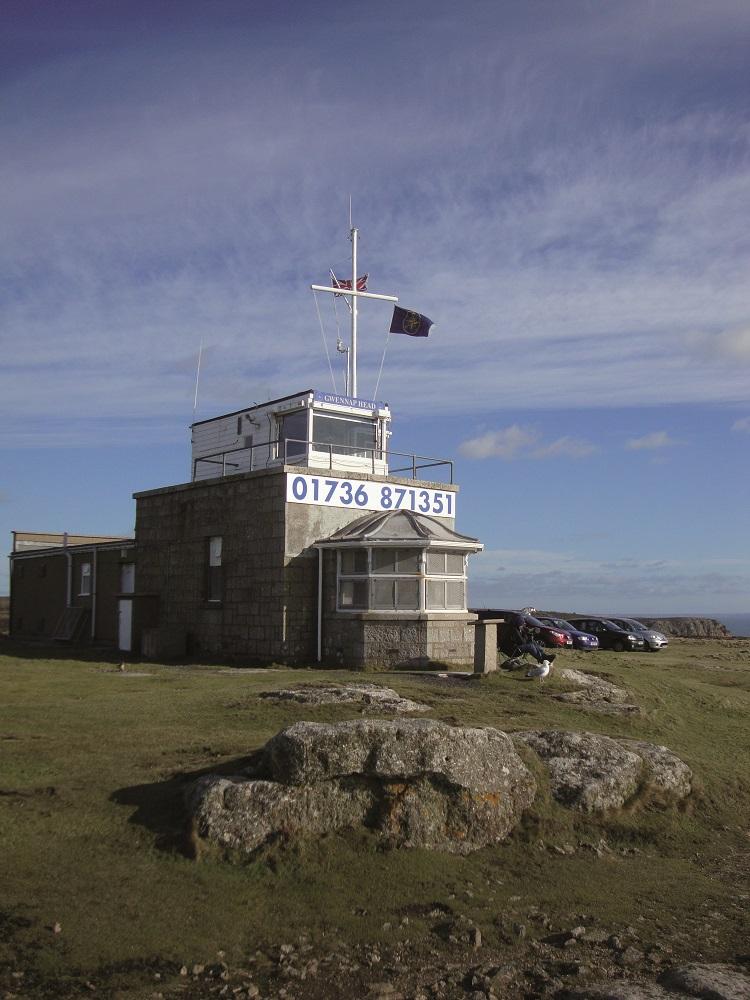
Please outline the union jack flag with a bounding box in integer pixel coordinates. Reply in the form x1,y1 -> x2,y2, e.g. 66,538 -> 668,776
331,272 -> 368,296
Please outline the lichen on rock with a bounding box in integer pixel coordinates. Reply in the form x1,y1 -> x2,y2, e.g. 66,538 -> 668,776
512,730 -> 692,813
258,683 -> 428,713
187,718 -> 536,855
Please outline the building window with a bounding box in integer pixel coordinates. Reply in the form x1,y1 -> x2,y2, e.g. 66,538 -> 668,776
425,549 -> 466,610
335,545 -> 469,613
339,579 -> 368,609
277,409 -> 309,462
80,562 -> 92,596
207,536 -> 222,603
370,547 -> 421,610
426,579 -> 466,610
313,414 -> 377,459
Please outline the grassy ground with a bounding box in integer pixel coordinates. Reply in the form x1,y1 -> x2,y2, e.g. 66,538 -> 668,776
1,638 -> 749,998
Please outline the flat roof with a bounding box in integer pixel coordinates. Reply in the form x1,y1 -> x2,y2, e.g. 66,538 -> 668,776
190,388 -> 389,428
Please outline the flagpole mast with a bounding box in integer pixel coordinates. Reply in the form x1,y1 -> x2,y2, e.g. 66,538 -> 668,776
351,226 -> 358,397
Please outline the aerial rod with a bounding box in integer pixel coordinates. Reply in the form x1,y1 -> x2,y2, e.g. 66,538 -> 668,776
351,225 -> 358,397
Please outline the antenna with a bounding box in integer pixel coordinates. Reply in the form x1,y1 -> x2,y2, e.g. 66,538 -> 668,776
192,337 -> 203,416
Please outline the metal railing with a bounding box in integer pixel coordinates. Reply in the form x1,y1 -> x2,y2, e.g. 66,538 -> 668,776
193,437 -> 454,484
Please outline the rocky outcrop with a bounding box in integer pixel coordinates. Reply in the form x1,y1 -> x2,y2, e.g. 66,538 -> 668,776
512,730 -> 692,813
555,669 -> 641,716
258,683 -> 428,713
639,617 -> 733,638
565,962 -> 750,999
187,719 -> 536,855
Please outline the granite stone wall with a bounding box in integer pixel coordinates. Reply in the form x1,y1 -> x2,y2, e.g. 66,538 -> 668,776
322,614 -> 477,670
133,465 -> 467,666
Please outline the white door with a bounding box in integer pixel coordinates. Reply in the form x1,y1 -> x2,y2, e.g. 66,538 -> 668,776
118,599 -> 133,652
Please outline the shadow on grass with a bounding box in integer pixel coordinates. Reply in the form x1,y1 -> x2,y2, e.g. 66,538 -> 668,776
0,636 -> 130,663
0,635 -> 298,670
111,752 -> 263,855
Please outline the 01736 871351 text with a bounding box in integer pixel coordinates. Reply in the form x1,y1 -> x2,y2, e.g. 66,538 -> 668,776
285,473 -> 455,518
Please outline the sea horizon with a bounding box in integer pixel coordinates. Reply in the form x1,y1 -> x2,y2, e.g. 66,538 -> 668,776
634,612 -> 750,637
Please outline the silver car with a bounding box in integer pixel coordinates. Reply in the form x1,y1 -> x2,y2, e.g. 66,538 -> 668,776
608,618 -> 669,651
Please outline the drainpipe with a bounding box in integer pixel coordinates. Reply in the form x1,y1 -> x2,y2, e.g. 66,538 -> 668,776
316,546 -> 323,663
91,546 -> 97,639
64,532 -> 72,608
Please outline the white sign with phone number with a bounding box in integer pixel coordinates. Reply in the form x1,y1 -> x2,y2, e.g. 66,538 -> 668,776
286,473 -> 456,519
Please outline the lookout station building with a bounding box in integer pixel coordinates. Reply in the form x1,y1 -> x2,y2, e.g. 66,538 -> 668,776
9,388 -> 484,669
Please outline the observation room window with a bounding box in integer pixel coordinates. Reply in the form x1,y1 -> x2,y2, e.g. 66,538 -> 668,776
277,409 -> 309,462
313,414 -> 377,459
335,546 -> 469,613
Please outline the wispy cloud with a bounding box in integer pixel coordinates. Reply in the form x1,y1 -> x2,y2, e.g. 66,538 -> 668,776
2,2 -> 750,446
459,426 -> 538,460
731,415 -> 750,433
469,547 -> 750,614
459,426 -> 596,460
625,431 -> 677,451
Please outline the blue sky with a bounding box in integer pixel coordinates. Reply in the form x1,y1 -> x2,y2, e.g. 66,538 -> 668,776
2,0 -> 749,614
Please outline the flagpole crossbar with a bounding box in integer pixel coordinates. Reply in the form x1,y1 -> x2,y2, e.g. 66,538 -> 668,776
310,285 -> 399,303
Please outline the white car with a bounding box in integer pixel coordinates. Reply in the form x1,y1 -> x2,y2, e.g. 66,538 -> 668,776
608,618 -> 669,651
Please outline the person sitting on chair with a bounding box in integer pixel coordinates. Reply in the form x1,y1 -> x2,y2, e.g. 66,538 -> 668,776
510,619 -> 555,667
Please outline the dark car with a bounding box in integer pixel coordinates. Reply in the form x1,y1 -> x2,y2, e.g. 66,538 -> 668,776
536,615 -> 599,651
565,617 -> 646,652
473,609 -> 571,655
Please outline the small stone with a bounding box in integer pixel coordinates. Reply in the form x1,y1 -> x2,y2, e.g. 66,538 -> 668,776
52,922 -> 62,934
512,922 -> 526,939
368,983 -> 395,997
618,945 -> 644,966
192,964 -> 205,976
469,926 -> 482,950
180,966 -> 188,976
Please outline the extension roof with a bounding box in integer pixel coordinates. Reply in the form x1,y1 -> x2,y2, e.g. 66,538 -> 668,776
317,509 -> 482,550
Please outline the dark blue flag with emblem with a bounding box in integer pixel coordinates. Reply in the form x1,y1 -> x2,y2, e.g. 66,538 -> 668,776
389,305 -> 434,337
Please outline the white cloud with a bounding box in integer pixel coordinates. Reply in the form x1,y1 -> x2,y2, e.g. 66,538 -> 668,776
625,431 -> 676,451
687,326 -> 750,364
459,426 -> 597,460
731,415 -> 750,432
531,436 -> 598,459
2,3 -> 750,446
468,547 -> 750,614
459,426 -> 538,460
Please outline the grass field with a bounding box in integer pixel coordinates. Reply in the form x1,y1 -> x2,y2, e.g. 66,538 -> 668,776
1,638 -> 749,998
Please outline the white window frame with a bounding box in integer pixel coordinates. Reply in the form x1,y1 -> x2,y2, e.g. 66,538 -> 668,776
79,562 -> 92,597
335,546 -> 469,614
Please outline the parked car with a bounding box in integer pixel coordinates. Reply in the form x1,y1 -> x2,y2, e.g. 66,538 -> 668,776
476,610 -> 572,655
564,617 -> 646,652
536,616 -> 599,651
607,618 -> 669,651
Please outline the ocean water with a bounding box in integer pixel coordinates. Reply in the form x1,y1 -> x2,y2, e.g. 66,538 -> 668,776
634,612 -> 750,637
714,613 -> 750,637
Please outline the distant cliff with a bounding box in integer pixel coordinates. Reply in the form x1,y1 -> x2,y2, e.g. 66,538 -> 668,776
639,617 -> 733,639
